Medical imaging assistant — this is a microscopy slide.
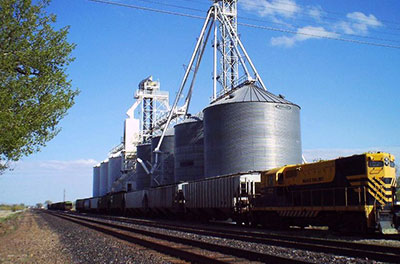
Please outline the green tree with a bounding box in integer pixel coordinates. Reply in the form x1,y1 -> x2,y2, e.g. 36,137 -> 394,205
0,0 -> 79,173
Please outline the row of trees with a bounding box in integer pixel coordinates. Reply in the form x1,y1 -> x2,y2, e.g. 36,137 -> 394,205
0,200 -> 52,210
0,203 -> 26,211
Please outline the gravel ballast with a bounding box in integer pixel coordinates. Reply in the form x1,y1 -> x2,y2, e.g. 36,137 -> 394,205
0,210 -> 177,264
84,215 -> 387,264
40,211 -> 176,264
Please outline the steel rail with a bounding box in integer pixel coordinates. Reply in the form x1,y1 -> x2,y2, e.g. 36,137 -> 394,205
48,211 -> 305,264
70,212 -> 400,263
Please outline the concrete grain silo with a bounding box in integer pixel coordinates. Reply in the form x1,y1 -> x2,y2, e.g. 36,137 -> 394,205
99,160 -> 109,196
107,155 -> 122,193
92,164 -> 100,197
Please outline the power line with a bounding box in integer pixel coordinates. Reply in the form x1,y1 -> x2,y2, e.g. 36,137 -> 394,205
127,0 -> 400,38
88,0 -> 400,49
90,0 -> 205,19
179,0 -> 400,27
133,0 -> 205,13
236,1 -> 400,33
237,15 -> 400,44
239,22 -> 400,49
176,0 -> 400,31
270,0 -> 400,26
126,0 -> 400,41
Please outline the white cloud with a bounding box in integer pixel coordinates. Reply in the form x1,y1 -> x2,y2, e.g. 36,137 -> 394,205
38,159 -> 98,170
239,0 -> 384,47
0,159 -> 99,205
307,5 -> 324,21
8,159 -> 99,175
336,12 -> 382,35
271,26 -> 338,47
347,12 -> 382,27
240,0 -> 300,19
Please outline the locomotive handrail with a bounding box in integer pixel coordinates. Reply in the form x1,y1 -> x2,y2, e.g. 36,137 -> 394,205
284,186 -> 368,208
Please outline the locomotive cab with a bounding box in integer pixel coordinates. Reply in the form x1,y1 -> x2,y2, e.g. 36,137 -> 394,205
367,153 -> 400,234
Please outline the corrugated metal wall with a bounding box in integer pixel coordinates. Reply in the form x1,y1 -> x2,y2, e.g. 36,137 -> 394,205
174,117 -> 204,183
204,85 -> 302,178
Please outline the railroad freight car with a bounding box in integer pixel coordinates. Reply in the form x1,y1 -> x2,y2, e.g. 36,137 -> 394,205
125,190 -> 148,215
47,201 -> 73,211
183,173 -> 260,223
147,184 -> 186,217
110,192 -> 125,215
75,199 -> 85,213
89,197 -> 99,213
252,152 -> 399,234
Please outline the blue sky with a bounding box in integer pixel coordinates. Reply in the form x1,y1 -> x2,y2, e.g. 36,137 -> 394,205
1,0 -> 399,205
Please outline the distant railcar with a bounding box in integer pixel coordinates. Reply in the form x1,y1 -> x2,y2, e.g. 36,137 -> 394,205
47,201 -> 73,211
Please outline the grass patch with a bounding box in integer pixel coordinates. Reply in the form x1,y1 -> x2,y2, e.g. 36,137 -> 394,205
0,211 -> 21,222
0,211 -> 23,236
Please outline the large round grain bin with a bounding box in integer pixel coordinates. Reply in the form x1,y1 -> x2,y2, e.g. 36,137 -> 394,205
203,84 -> 302,178
92,164 -> 100,197
136,143 -> 152,190
151,129 -> 175,187
108,155 -> 122,193
174,115 -> 204,182
99,160 -> 109,196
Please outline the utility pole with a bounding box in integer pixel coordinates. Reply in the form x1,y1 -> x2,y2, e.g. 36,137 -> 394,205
63,189 -> 66,202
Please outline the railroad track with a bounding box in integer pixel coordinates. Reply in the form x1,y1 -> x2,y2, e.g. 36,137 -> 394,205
47,211 -> 306,264
67,212 -> 400,263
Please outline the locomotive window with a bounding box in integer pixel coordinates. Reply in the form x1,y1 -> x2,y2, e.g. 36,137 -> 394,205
382,178 -> 392,184
268,175 -> 273,186
368,161 -> 384,167
336,155 -> 366,176
240,182 -> 247,194
278,173 -> 284,184
390,161 -> 395,168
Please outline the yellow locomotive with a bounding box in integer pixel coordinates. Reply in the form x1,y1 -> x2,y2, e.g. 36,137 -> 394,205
251,152 -> 399,233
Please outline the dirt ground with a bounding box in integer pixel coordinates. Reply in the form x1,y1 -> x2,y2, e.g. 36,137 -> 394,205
0,209 -> 72,264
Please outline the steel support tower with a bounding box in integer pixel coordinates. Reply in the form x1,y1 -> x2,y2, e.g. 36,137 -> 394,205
218,0 -> 238,93
135,76 -> 170,142
153,0 -> 267,163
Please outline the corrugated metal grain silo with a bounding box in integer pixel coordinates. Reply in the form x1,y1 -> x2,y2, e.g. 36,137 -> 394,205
151,129 -> 175,187
92,164 -> 100,197
99,160 -> 109,196
107,155 -> 122,193
203,84 -> 302,178
174,115 -> 204,182
136,143 -> 152,190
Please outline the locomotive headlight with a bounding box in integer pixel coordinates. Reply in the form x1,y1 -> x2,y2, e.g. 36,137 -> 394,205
384,157 -> 390,166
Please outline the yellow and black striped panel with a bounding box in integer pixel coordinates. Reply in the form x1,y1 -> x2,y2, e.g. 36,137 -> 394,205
346,175 -> 393,205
